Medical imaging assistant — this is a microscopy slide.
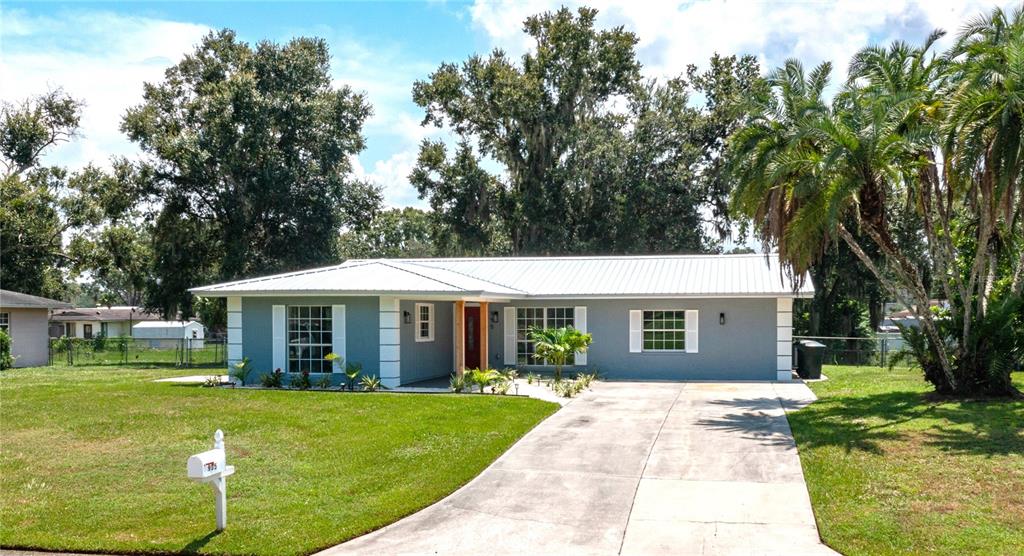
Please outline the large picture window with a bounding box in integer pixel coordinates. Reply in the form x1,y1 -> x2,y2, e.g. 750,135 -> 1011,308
516,307 -> 575,365
287,306 -> 333,373
643,310 -> 686,351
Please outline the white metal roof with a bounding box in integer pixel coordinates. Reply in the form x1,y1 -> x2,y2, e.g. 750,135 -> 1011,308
191,254 -> 812,299
133,320 -> 201,328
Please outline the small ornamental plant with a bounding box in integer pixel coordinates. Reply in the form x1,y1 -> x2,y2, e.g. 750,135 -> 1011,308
344,361 -> 362,391
260,368 -> 285,388
230,357 -> 254,386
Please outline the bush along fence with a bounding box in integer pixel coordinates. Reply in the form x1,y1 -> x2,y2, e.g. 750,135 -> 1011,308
49,336 -> 226,368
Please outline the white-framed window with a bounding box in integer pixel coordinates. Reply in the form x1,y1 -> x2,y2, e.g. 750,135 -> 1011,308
0,312 -> 9,333
516,307 -> 575,365
415,303 -> 434,342
83,324 -> 93,339
100,322 -> 109,336
287,306 -> 333,373
65,322 -> 75,337
642,310 -> 686,351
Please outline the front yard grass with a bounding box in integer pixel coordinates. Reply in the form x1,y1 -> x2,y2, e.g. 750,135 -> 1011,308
789,365 -> 1024,556
0,366 -> 557,555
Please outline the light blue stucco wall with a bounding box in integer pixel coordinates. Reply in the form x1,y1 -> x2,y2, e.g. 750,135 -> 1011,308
487,298 -> 779,380
240,296 -> 380,384
399,299 -> 454,384
237,295 -> 780,384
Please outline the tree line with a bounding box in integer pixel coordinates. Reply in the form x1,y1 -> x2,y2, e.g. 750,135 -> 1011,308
2,5 -> 1022,395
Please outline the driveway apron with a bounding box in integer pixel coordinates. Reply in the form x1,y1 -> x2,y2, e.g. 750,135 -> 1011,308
318,381 -> 838,556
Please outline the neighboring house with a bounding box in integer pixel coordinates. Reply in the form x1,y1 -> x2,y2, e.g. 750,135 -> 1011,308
0,289 -> 72,368
191,254 -> 813,388
49,306 -> 163,339
132,321 -> 205,348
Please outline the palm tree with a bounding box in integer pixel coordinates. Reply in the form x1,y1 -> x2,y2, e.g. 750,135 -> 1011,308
528,326 -> 592,382
729,10 -> 1024,395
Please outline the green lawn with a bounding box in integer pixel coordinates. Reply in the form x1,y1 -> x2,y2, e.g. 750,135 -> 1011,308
790,366 -> 1024,556
0,366 -> 557,555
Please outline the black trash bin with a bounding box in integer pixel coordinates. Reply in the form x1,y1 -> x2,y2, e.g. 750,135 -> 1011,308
795,340 -> 825,379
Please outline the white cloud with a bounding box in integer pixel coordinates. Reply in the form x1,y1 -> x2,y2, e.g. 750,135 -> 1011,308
0,9 -> 211,169
469,0 -> 1013,88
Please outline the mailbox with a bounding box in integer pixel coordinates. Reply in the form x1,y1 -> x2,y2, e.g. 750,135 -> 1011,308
187,448 -> 226,481
187,430 -> 235,531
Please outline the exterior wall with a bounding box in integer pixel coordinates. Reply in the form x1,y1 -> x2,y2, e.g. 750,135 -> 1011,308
399,299 -> 454,384
52,320 -> 132,338
240,296 -> 380,384
5,308 -> 50,367
487,298 -> 780,380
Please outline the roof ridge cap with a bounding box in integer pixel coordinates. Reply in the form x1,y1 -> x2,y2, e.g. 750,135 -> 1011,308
376,260 -> 467,292
400,260 -> 527,294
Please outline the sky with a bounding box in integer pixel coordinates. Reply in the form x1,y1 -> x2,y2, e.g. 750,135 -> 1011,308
1,0 -> 1015,210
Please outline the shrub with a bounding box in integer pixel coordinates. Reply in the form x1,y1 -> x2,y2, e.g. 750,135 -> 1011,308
260,368 -> 284,388
450,373 -> 466,393
314,374 -> 333,389
324,352 -> 343,373
528,327 -> 592,382
0,330 -> 13,370
91,333 -> 108,351
360,375 -> 381,391
465,368 -> 499,393
229,357 -> 254,386
526,372 -> 539,385
202,376 -> 223,388
344,361 -> 362,391
290,370 -> 312,390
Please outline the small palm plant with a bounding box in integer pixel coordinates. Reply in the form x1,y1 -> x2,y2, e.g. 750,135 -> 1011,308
465,368 -> 498,393
529,327 -> 593,382
229,357 -> 253,386
450,373 -> 467,393
344,361 -> 362,391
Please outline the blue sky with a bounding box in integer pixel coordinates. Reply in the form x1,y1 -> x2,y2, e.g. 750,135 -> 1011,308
1,1 -> 1014,210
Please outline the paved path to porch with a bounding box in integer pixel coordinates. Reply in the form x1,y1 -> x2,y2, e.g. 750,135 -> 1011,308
318,381 -> 839,556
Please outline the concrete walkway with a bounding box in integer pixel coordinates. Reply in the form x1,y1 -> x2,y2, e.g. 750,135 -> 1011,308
319,381 -> 838,556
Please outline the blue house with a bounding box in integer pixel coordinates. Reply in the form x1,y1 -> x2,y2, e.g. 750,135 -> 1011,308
190,254 -> 812,387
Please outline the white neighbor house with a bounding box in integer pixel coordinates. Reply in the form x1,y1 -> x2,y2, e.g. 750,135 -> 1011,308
132,321 -> 206,348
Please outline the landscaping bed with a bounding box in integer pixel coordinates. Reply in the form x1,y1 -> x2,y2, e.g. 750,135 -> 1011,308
789,365 -> 1024,555
0,366 -> 557,555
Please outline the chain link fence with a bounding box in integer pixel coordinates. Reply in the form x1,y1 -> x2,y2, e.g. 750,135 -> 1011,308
793,333 -> 904,367
49,336 -> 226,368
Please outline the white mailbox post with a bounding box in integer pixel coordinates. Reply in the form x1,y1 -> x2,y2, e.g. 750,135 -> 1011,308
187,429 -> 235,531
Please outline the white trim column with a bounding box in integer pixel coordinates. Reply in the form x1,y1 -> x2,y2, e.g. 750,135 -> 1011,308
226,297 -> 242,368
379,296 -> 401,388
776,298 -> 794,381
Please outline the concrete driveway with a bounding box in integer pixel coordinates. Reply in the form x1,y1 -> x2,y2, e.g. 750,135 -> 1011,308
319,381 -> 838,556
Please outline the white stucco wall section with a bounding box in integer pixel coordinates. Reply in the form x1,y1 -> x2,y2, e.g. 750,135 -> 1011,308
776,298 -> 794,381
227,296 -> 242,367
379,296 -> 401,388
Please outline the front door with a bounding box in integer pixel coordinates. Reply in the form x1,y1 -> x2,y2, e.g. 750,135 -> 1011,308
464,306 -> 481,369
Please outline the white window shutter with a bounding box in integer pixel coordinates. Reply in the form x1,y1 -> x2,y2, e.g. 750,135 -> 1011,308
332,305 -> 346,368
629,310 -> 642,353
574,306 -> 588,365
272,305 -> 286,371
503,307 -> 517,365
685,309 -> 699,353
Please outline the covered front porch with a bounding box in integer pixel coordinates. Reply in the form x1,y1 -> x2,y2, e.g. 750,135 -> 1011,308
382,297 -> 507,388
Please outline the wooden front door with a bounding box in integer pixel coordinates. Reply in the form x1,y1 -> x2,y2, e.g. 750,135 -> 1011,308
464,306 -> 481,369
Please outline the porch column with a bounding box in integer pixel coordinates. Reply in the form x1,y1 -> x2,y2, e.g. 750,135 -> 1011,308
379,296 -> 401,388
454,300 -> 465,377
479,301 -> 489,370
